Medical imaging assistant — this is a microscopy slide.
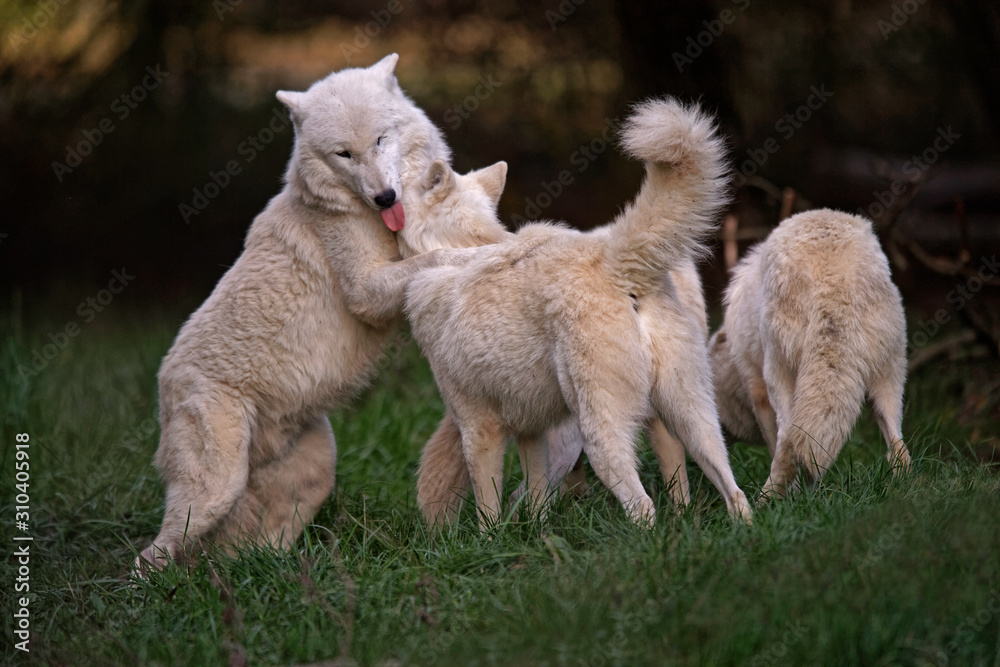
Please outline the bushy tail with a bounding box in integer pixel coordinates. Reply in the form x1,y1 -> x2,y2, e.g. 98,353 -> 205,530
606,98 -> 729,295
786,355 -> 866,483
416,413 -> 471,526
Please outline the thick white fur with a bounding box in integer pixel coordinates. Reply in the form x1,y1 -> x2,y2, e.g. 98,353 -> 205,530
136,54 -> 463,572
710,209 -> 912,498
401,98 -> 751,529
413,256 -> 709,525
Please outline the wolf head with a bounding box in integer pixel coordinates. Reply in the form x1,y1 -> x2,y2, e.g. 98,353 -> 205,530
278,54 -> 445,231
397,158 -> 509,258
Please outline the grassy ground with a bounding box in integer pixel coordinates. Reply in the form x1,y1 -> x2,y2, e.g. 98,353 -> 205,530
2,301 -> 999,666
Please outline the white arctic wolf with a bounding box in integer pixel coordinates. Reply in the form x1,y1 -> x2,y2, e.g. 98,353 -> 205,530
411,260 -> 711,526
136,54 -> 461,571
709,209 -> 912,498
399,98 -> 752,528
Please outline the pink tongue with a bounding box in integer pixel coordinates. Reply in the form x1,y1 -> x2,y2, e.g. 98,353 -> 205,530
380,201 -> 405,232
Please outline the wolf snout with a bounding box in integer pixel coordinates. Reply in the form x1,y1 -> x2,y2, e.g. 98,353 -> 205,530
374,188 -> 397,208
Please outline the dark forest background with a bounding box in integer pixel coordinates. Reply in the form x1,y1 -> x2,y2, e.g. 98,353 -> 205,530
1,0 -> 999,337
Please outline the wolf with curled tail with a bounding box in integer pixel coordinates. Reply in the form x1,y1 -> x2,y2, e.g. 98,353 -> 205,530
400,98 -> 751,528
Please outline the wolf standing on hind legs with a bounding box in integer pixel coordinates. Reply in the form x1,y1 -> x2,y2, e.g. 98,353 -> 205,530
709,209 -> 912,500
135,54 -> 462,572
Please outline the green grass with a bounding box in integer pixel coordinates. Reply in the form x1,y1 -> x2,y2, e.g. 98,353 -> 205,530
2,302 -> 999,666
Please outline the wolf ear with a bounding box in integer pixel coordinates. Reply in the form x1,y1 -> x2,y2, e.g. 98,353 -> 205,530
370,53 -> 399,85
276,90 -> 307,124
472,161 -> 508,206
426,159 -> 454,200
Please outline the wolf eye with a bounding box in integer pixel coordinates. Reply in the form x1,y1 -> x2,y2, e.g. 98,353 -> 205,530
377,136 -> 383,146
336,150 -> 352,159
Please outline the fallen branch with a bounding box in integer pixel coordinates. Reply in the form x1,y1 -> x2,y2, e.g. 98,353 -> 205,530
908,329 -> 978,372
779,187 -> 796,221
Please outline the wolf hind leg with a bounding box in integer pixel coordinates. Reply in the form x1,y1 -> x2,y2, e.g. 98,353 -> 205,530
561,325 -> 655,525
212,414 -> 336,552
653,377 -> 751,522
570,378 -> 654,525
645,298 -> 750,521
868,367 -> 911,476
451,408 -> 508,532
510,418 -> 588,507
647,419 -> 690,510
747,375 -> 779,458
578,420 -> 653,525
137,394 -> 251,573
516,434 -> 551,521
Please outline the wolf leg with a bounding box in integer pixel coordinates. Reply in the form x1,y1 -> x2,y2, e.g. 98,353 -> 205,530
334,226 -> 476,328
137,394 -> 251,572
868,370 -> 911,475
571,376 -> 654,525
653,375 -> 751,522
747,375 -> 779,458
560,453 -> 588,497
516,434 -> 551,521
212,414 -> 336,552
452,409 -> 507,531
759,358 -> 799,501
510,418 -> 587,506
645,296 -> 750,521
648,419 -> 691,510
563,324 -> 654,526
416,412 -> 472,526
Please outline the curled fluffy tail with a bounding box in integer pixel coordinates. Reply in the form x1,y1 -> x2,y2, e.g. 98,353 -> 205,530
607,98 -> 729,294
